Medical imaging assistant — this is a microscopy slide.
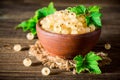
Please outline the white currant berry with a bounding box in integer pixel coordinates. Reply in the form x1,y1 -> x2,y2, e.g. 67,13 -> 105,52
71,30 -> 78,34
23,58 -> 32,67
89,24 -> 96,32
13,44 -> 22,51
41,67 -> 50,76
26,33 -> 34,40
104,43 -> 111,50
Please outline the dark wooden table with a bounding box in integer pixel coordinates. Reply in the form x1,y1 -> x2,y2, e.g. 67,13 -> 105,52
0,0 -> 120,80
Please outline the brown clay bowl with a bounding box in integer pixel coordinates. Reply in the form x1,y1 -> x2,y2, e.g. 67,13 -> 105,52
36,22 -> 101,59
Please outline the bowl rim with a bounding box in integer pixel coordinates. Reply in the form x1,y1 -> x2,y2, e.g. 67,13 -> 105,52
36,21 -> 101,37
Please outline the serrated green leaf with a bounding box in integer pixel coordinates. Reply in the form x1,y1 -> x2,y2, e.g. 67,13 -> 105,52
28,21 -> 36,28
74,55 -> 83,61
85,16 -> 92,26
28,17 -> 37,23
74,51 -> 102,74
34,10 -> 44,20
87,64 -> 101,74
90,12 -> 102,17
74,55 -> 85,73
77,5 -> 86,14
92,16 -> 102,27
17,21 -> 29,32
35,2 -> 56,17
30,28 -> 36,35
88,6 -> 100,13
16,2 -> 56,35
22,26 -> 28,32
17,21 -> 27,28
47,2 -> 56,14
76,61 -> 83,67
87,61 -> 99,65
74,55 -> 83,67
85,51 -> 102,61
85,52 -> 102,74
76,66 -> 86,73
90,12 -> 102,27
85,12 -> 102,27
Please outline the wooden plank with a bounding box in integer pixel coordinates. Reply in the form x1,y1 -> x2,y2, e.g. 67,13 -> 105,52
0,1 -> 120,79
0,72 -> 120,80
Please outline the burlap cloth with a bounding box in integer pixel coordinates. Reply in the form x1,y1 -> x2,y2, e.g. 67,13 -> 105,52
29,40 -> 112,71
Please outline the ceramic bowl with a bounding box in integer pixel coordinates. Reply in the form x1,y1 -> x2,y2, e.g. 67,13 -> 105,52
36,22 -> 101,59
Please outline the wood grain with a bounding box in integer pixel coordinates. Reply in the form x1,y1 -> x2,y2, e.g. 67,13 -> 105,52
0,0 -> 120,80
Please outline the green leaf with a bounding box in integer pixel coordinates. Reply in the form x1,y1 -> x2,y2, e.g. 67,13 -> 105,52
92,16 -> 102,27
47,2 -> 56,14
76,66 -> 86,73
67,5 -> 102,28
88,6 -> 100,13
76,61 -> 83,67
74,55 -> 83,61
17,21 -> 27,28
77,5 -> 87,14
90,12 -> 102,27
17,21 -> 28,32
35,2 -> 56,18
16,2 -> 56,35
87,64 -> 101,74
74,55 -> 85,73
90,12 -> 102,17
85,52 -> 102,74
85,12 -> 102,27
73,51 -> 102,74
34,10 -> 44,21
87,60 -> 99,65
22,26 -> 28,32
74,55 -> 83,67
30,28 -> 36,35
85,16 -> 91,26
85,51 -> 102,61
67,5 -> 86,15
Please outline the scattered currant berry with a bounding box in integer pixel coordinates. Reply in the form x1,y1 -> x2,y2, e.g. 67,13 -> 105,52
26,33 -> 34,40
41,67 -> 50,76
13,44 -> 22,51
104,43 -> 111,50
23,58 -> 32,67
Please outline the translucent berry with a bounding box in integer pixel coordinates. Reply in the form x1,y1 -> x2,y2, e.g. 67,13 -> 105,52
23,58 -> 32,67
26,33 -> 34,40
41,67 -> 50,76
105,43 -> 111,50
13,44 -> 22,51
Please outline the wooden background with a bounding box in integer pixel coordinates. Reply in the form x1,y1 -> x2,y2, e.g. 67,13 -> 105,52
0,0 -> 120,80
